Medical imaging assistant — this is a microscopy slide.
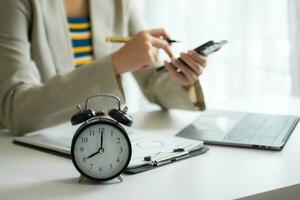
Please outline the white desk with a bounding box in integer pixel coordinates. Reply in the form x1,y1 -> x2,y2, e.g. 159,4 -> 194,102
1,95 -> 300,200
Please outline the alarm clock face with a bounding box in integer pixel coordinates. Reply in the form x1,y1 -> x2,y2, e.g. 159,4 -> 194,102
71,120 -> 132,181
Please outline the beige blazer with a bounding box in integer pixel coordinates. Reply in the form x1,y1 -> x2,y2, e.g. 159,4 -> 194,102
0,0 -> 205,135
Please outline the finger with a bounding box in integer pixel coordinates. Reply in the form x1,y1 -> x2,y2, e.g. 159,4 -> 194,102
171,58 -> 197,83
148,50 -> 157,66
164,61 -> 190,84
150,37 -> 174,58
148,28 -> 170,40
151,47 -> 160,63
180,52 -> 203,76
173,57 -> 198,82
187,50 -> 207,67
142,43 -> 157,66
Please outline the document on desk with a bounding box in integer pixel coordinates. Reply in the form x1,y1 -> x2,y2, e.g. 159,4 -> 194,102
13,123 -> 209,174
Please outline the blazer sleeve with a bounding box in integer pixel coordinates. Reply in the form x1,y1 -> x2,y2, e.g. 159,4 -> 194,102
127,0 -> 206,111
0,1 -> 123,135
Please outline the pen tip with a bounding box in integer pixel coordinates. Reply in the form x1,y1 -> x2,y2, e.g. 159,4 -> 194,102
166,38 -> 181,43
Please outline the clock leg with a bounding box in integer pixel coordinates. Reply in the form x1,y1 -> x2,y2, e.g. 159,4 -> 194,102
78,174 -> 85,183
117,175 -> 123,183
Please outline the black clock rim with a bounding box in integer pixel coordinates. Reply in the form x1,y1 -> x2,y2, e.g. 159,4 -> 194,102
71,118 -> 132,182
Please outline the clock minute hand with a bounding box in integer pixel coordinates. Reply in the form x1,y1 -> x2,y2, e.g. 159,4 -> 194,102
100,129 -> 104,151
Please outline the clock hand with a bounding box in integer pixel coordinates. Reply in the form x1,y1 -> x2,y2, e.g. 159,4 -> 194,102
87,147 -> 105,159
87,129 -> 106,160
87,151 -> 99,159
100,128 -> 104,151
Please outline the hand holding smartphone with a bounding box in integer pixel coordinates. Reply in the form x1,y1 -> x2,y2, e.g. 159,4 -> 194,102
156,40 -> 228,73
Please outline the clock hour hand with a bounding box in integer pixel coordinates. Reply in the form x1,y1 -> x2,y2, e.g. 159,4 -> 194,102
87,147 -> 104,159
87,151 -> 99,159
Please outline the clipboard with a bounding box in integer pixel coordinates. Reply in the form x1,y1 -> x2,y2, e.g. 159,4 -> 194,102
125,132 -> 209,174
125,146 -> 209,174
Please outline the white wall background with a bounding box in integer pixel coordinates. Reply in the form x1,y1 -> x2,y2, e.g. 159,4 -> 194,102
123,0 -> 291,111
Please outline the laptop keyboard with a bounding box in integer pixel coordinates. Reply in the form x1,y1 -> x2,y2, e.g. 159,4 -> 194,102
223,113 -> 299,145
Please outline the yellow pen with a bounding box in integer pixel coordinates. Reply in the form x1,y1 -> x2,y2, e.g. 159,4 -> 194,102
105,36 -> 180,44
105,37 -> 131,43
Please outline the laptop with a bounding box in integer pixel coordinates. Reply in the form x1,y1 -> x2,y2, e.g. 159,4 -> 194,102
176,110 -> 300,150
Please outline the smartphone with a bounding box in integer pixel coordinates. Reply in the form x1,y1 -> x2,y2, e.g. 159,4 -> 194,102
156,40 -> 228,73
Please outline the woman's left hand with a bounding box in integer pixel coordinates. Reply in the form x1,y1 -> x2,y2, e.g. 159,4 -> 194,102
164,50 -> 207,87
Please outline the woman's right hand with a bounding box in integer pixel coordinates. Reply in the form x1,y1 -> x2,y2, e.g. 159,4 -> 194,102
112,28 -> 174,75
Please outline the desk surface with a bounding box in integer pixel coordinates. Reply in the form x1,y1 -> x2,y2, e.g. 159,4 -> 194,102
1,95 -> 300,200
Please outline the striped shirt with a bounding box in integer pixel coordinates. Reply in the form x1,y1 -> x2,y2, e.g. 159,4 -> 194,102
68,16 -> 94,67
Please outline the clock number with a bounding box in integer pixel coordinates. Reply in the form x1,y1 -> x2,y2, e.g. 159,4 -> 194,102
109,164 -> 113,170
89,130 -> 95,136
81,137 -> 88,143
111,130 -> 113,137
80,147 -> 84,152
89,163 -> 93,169
119,147 -> 123,153
99,167 -> 103,173
82,157 -> 87,162
99,128 -> 105,134
116,138 -> 120,144
116,157 -> 120,163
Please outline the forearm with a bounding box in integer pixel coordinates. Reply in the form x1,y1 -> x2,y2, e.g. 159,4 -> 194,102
0,55 -> 123,135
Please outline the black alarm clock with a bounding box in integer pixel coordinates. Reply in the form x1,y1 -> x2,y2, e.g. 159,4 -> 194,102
70,94 -> 133,182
